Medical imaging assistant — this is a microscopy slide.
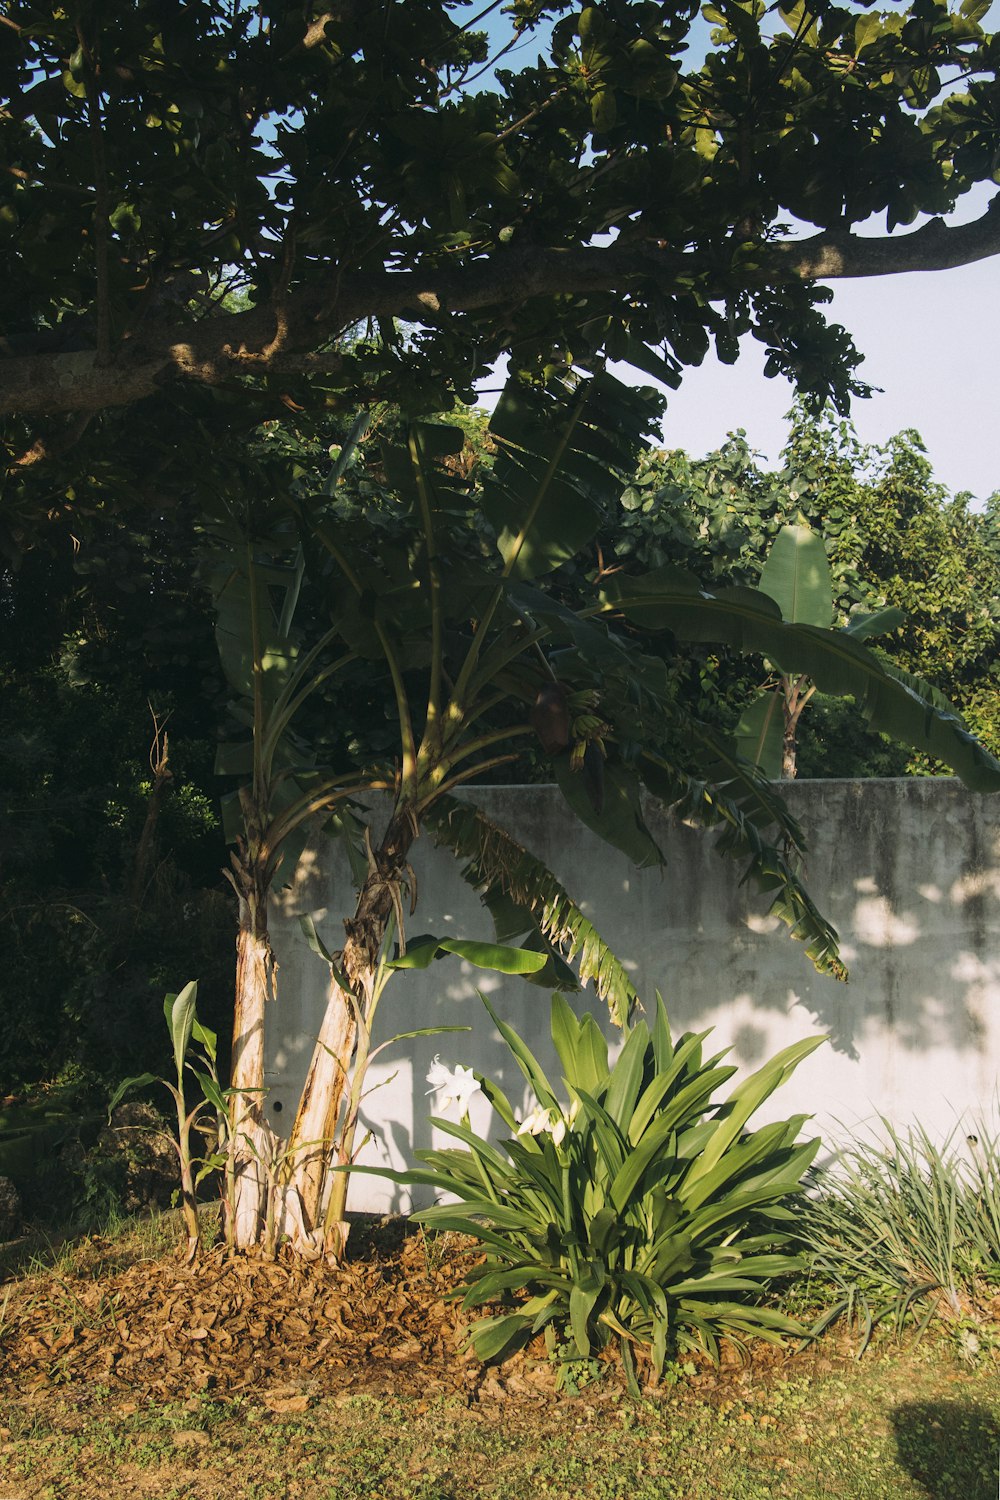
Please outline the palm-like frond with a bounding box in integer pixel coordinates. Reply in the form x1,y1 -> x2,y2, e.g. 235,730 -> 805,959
639,736 -> 846,981
423,795 -> 640,1026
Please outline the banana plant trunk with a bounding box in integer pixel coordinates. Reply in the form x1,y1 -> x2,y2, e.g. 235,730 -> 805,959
782,673 -> 814,780
782,718 -> 798,780
277,810 -> 417,1257
226,843 -> 278,1249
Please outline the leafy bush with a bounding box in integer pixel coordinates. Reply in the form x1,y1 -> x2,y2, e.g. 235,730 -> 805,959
379,994 -> 823,1390
797,1117 -> 1000,1354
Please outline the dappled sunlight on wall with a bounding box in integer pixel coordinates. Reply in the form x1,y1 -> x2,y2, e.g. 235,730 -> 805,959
266,781 -> 1000,1213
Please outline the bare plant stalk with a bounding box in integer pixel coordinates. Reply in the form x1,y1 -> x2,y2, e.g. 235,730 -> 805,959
173,1093 -> 202,1266
129,707 -> 173,908
279,810 -> 417,1254
225,846 -> 277,1248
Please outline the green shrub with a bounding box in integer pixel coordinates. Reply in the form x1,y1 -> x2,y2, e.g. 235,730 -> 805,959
376,993 -> 823,1390
798,1117 -> 1000,1353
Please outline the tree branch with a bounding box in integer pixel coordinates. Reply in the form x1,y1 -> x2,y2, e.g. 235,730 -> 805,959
773,195 -> 1000,278
4,198 -> 1000,418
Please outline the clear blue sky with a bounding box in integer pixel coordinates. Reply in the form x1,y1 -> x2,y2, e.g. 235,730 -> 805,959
477,3 -> 1000,502
642,192 -> 1000,502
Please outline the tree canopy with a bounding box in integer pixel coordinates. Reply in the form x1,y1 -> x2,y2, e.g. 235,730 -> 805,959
3,0 -> 1000,484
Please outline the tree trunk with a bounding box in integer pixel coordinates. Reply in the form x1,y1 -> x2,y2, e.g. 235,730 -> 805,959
225,847 -> 278,1249
781,718 -> 798,780
278,810 -> 417,1256
781,675 -> 815,781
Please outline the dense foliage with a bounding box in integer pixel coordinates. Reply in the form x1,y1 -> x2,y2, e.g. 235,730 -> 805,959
0,505 -> 232,1093
799,1117 -> 1000,1354
599,411 -> 1000,775
5,0 -> 1000,489
370,992 -> 821,1389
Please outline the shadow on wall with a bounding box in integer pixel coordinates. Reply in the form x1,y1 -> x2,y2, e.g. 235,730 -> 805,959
265,780 -> 1000,1212
640,778 -> 1000,1063
890,1401 -> 1000,1499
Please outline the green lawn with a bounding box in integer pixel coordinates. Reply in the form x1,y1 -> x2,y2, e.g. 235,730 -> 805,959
1,1345 -> 998,1499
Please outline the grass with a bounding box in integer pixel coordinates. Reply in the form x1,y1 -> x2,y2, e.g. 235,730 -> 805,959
0,1202 -> 209,1283
2,1340 -> 1000,1498
5,1114 -> 1000,1500
795,1117 -> 1000,1353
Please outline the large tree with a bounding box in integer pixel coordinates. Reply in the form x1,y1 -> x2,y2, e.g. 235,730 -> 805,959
602,410 -> 1000,776
3,0 -> 1000,455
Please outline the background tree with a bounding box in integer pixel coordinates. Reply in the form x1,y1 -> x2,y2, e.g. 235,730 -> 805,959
602,407 -> 1000,776
0,498 -> 231,1098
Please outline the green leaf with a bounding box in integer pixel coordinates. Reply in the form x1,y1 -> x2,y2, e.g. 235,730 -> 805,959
194,1154 -> 228,1186
759,522 -> 833,628
604,571 -> 1000,792
165,981 -> 199,1080
107,1073 -> 161,1119
554,756 -> 664,870
843,607 -> 905,641
550,993 -> 609,1095
464,1313 -> 531,1361
377,1026 -> 472,1047
604,1021 -> 649,1128
299,915 -> 350,988
190,1018 -> 217,1063
189,1069 -> 228,1116
608,1112 -> 680,1213
477,1074 -> 519,1132
570,1283 -> 599,1356
109,201 -> 142,235
734,691 -> 784,779
683,1035 -> 826,1195
388,936 -> 547,974
484,374 -> 658,579
480,991 -> 559,1108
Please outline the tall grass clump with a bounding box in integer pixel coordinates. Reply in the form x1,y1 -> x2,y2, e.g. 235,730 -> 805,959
798,1116 -> 1000,1353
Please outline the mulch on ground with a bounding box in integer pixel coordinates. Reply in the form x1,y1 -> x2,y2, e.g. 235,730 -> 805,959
0,1215 -> 860,1414
0,1219 -> 565,1405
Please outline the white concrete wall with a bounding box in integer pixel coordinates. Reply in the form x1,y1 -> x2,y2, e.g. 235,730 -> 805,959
266,780 -> 1000,1212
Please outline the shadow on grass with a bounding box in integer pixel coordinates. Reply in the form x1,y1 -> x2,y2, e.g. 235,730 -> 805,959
891,1400 -> 1000,1500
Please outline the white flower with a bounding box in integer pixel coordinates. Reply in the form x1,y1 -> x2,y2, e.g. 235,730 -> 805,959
516,1098 -> 581,1147
425,1057 -> 481,1117
516,1104 -> 554,1138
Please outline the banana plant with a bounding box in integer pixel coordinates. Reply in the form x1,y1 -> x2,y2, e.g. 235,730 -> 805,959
200,427 -> 393,1248
109,981 -> 230,1264
209,370 -> 1000,1259
596,544 -> 1000,794
270,373 -> 671,1253
732,519 -> 905,778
